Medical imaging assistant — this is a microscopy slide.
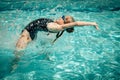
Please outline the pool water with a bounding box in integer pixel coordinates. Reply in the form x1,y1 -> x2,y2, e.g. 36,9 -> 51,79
0,0 -> 120,80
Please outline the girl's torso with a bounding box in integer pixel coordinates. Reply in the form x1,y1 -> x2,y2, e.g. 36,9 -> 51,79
25,18 -> 54,40
24,18 -> 63,40
25,18 -> 53,32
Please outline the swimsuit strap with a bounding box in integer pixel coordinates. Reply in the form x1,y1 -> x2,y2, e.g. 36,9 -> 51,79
56,30 -> 64,38
52,30 -> 65,43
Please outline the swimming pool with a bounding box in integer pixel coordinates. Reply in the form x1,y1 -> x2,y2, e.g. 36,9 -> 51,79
0,0 -> 120,80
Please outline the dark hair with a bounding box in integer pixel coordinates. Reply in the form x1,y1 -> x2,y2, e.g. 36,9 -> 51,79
66,27 -> 74,33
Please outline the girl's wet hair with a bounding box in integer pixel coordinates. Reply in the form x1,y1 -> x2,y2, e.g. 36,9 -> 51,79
66,28 -> 74,33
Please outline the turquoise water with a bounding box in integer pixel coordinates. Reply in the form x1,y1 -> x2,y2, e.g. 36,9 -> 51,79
0,0 -> 120,80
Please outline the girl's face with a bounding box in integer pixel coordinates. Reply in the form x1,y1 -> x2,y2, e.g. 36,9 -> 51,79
55,17 -> 64,25
64,16 -> 73,23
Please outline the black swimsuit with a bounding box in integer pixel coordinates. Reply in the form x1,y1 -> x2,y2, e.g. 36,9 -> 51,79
24,18 -> 53,40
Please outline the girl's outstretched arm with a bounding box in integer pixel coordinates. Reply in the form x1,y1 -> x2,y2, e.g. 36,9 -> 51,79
61,21 -> 99,30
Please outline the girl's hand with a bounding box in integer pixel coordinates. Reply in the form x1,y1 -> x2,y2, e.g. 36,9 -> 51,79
93,22 -> 99,30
